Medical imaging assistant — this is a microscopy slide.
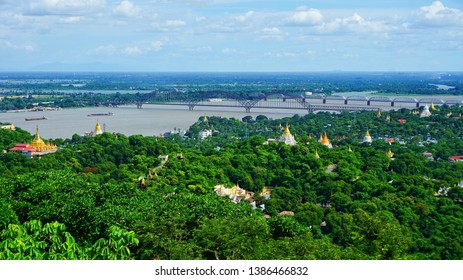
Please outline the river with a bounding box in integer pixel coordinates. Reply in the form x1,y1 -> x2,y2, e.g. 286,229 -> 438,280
0,105 -> 307,139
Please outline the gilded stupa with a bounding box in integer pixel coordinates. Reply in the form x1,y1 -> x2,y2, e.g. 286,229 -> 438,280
315,149 -> 320,159
84,120 -> 103,137
319,132 -> 332,148
386,149 -> 394,158
279,123 -> 297,146
30,126 -> 57,152
95,120 -> 103,135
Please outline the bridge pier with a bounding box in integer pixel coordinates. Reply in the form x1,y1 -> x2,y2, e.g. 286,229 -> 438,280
323,99 -> 326,104
344,100 -> 348,105
416,102 -> 420,108
136,103 -> 143,109
367,100 -> 371,106
391,101 -> 395,107
188,105 -> 195,111
245,107 -> 252,113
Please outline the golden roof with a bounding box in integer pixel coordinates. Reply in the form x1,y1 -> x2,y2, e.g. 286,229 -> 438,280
365,130 -> 371,137
386,115 -> 390,121
283,123 -> 291,136
203,114 -> 208,122
377,111 -> 381,118
29,126 -> 57,152
321,132 -> 330,145
348,146 -> 352,152
386,149 -> 394,158
431,102 -> 436,110
30,125 -> 46,148
95,120 -> 102,133
315,149 -> 320,158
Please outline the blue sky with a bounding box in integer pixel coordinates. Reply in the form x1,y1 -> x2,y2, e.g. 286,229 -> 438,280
0,0 -> 462,71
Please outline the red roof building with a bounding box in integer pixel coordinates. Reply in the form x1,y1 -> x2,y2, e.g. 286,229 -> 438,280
448,156 -> 463,162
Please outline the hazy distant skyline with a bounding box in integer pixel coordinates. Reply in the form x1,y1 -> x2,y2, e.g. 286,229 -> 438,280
0,0 -> 462,72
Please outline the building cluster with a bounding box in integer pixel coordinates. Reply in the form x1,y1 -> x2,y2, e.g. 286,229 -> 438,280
8,126 -> 57,158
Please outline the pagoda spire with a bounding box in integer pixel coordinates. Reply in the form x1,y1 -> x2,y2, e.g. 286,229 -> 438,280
315,149 -> 320,158
283,122 -> 291,135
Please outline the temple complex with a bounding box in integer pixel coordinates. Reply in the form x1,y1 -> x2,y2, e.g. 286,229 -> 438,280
1,123 -> 15,130
9,126 -> 57,158
279,123 -> 297,146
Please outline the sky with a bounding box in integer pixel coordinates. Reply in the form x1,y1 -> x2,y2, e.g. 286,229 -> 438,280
0,0 -> 462,72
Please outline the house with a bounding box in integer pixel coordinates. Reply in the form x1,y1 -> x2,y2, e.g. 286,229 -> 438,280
448,156 -> 463,163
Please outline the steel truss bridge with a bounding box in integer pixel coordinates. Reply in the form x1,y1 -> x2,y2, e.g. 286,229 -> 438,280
104,94 -> 463,113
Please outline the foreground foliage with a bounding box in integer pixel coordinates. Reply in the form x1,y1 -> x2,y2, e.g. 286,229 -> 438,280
1,105 -> 463,259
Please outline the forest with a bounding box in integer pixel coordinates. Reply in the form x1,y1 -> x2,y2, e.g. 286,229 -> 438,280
1,102 -> 463,260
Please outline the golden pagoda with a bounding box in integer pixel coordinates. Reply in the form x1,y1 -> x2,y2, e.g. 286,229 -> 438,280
203,114 -> 208,122
95,120 -> 103,135
431,102 -> 437,110
319,132 -> 332,148
315,149 -> 320,159
30,126 -> 56,152
283,123 -> 291,135
377,110 -> 381,118
386,115 -> 390,121
386,149 -> 394,158
348,146 -> 353,152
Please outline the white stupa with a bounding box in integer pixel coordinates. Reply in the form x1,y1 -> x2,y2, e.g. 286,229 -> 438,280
362,130 -> 372,143
279,123 -> 297,146
420,105 -> 431,118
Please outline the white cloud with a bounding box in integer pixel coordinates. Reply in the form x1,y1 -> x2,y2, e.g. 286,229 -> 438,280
113,0 -> 141,18
319,13 -> 392,33
235,11 -> 254,22
28,0 -> 107,16
222,48 -> 238,54
58,16 -> 81,24
152,19 -> 186,31
264,51 -> 296,58
122,40 -> 164,55
0,40 -> 35,51
258,27 -> 285,40
262,27 -> 281,35
418,1 -> 463,26
285,6 -> 323,26
164,20 -> 186,27
88,44 -> 117,55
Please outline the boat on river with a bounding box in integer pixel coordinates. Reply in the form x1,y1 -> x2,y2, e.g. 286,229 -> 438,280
87,112 -> 113,117
25,116 -> 48,121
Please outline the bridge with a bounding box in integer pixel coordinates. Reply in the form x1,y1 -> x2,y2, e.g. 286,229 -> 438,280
153,99 -> 382,113
103,92 -> 463,113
